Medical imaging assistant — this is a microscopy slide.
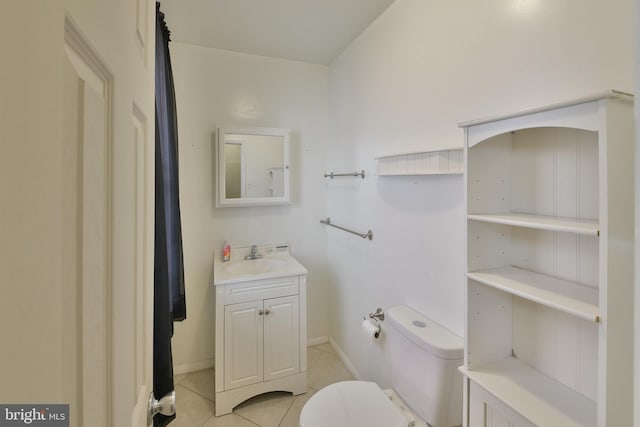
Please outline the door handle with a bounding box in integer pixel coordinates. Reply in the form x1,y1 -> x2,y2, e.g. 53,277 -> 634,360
148,390 -> 176,425
258,309 -> 264,316
264,309 -> 270,315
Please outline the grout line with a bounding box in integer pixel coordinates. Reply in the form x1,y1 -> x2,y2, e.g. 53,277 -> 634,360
276,396 -> 297,427
178,381 -> 215,404
179,369 -> 216,403
199,413 -> 214,427
235,412 -> 261,427
310,344 -> 336,355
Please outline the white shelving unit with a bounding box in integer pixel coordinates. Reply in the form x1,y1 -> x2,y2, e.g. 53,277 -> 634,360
460,91 -> 634,427
467,267 -> 599,322
468,213 -> 599,236
465,357 -> 597,427
375,147 -> 463,176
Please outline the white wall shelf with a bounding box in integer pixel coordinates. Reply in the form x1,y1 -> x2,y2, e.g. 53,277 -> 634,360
467,213 -> 599,236
468,267 -> 599,322
462,357 -> 597,427
375,148 -> 463,176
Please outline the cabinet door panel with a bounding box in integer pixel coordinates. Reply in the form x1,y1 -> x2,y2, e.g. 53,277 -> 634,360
469,383 -> 534,427
263,295 -> 300,381
224,301 -> 263,390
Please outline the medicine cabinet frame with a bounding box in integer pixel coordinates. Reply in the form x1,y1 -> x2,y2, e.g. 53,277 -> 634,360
216,125 -> 291,207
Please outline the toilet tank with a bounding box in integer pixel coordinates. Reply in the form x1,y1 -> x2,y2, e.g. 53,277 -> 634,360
387,305 -> 464,427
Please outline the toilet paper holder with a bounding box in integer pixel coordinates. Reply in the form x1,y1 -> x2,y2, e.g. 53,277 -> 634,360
367,307 -> 385,322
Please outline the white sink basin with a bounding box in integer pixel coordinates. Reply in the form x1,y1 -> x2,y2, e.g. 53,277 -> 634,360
221,258 -> 288,275
213,251 -> 307,285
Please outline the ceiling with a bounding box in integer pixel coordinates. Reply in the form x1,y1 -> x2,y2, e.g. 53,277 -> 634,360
158,0 -> 397,65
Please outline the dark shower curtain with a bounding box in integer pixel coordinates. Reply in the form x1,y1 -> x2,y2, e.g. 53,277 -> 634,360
154,3 -> 186,426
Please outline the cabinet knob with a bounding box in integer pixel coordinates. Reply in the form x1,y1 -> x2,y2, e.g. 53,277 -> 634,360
258,309 -> 264,316
264,309 -> 270,315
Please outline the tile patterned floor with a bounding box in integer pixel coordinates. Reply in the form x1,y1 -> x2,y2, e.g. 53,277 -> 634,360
172,343 -> 354,427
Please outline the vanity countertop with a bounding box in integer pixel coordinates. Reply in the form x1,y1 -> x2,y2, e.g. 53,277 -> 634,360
212,247 -> 307,286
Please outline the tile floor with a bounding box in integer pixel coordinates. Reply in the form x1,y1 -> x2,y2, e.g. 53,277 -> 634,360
171,343 -> 354,427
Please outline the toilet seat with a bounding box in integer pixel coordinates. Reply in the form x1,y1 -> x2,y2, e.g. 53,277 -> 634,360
299,381 -> 412,427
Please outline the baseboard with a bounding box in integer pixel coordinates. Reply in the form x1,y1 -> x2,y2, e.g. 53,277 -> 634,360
173,337 -> 348,375
173,358 -> 214,375
173,338 -> 330,374
328,337 -> 362,380
307,336 -> 329,347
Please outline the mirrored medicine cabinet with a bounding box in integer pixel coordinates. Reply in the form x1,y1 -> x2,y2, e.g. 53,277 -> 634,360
216,125 -> 290,207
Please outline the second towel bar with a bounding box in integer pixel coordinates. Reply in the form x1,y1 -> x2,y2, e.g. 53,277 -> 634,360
324,170 -> 365,179
320,217 -> 373,240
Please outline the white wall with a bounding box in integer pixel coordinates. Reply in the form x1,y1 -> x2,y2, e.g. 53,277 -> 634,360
1,2 -> 65,402
635,0 -> 640,424
170,43 -> 330,372
328,0 -> 634,386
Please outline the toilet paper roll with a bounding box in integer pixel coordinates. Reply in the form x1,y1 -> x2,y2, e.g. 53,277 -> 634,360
362,318 -> 381,340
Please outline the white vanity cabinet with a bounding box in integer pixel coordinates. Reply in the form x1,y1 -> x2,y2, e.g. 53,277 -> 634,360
223,294 -> 300,390
213,250 -> 307,416
459,91 -> 634,427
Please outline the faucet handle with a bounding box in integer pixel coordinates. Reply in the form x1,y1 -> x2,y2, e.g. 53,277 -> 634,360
244,244 -> 261,260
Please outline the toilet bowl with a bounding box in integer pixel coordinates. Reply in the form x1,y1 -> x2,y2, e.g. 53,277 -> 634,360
299,305 -> 463,427
299,381 -> 426,427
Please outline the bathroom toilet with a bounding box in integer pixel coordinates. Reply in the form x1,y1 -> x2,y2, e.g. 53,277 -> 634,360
299,305 -> 463,427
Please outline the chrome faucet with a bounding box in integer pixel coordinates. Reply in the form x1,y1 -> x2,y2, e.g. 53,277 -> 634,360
244,245 -> 263,260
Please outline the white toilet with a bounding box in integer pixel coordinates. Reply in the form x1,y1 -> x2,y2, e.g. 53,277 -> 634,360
299,305 -> 463,427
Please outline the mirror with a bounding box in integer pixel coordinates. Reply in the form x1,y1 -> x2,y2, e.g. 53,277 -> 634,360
216,125 -> 290,207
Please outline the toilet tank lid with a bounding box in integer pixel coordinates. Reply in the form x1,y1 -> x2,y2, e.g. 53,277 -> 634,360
387,305 -> 463,360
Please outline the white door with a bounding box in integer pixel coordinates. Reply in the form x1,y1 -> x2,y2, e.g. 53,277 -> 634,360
264,295 -> 300,381
1,1 -> 155,426
224,301 -> 264,390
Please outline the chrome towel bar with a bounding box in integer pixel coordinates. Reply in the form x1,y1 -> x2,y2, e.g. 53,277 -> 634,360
324,170 -> 365,179
320,217 -> 373,240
